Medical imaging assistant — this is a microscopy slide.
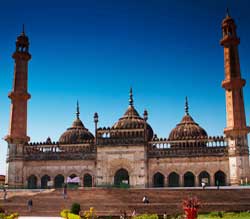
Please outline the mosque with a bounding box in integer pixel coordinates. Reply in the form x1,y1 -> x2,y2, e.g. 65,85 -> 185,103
4,12 -> 250,189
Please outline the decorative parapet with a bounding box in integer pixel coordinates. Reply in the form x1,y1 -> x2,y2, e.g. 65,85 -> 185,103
148,136 -> 228,158
24,142 -> 96,161
97,127 -> 145,146
27,139 -> 95,146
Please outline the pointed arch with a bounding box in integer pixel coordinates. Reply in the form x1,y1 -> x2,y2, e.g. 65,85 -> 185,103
114,168 -> 129,186
215,170 -> 226,186
168,172 -> 180,187
153,172 -> 165,187
54,174 -> 65,188
199,171 -> 210,186
184,171 -> 195,187
27,175 -> 37,189
41,175 -> 51,189
83,174 -> 92,187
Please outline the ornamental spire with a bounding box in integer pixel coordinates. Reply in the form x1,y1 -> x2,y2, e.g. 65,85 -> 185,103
226,8 -> 230,17
22,24 -> 25,35
20,24 -> 26,37
76,100 -> 80,119
129,87 -> 134,106
185,96 -> 189,115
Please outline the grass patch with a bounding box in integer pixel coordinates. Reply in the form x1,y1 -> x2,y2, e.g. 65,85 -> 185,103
198,212 -> 250,219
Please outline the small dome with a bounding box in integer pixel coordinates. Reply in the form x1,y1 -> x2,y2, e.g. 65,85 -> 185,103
59,102 -> 94,144
112,88 -> 154,140
168,97 -> 207,141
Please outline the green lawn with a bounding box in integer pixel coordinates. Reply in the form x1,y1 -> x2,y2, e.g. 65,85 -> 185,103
198,212 -> 250,219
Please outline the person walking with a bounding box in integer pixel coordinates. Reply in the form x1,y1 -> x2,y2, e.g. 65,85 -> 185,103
132,209 -> 136,217
3,188 -> 7,201
27,199 -> 33,212
63,183 -> 67,199
123,211 -> 127,219
201,182 -> 206,190
216,180 -> 220,190
142,195 -> 149,204
163,212 -> 167,219
120,210 -> 124,219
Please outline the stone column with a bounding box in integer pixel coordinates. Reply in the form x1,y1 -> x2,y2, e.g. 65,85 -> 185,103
210,174 -> 215,186
180,174 -> 184,187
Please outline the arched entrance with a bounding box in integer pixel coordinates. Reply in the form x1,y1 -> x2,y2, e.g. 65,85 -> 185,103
184,171 -> 195,187
168,172 -> 180,187
27,175 -> 37,189
41,175 -> 51,189
153,172 -> 164,187
54,174 -> 65,188
83,174 -> 92,187
199,171 -> 210,186
114,168 -> 129,187
214,171 -> 226,186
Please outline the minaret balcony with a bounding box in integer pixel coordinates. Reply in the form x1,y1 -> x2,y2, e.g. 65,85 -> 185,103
222,78 -> 245,89
220,36 -> 240,46
224,126 -> 250,137
8,91 -> 31,100
4,134 -> 30,144
12,51 -> 31,61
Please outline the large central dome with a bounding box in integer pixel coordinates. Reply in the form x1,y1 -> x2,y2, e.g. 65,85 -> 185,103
59,102 -> 94,144
111,88 -> 154,140
168,97 -> 207,141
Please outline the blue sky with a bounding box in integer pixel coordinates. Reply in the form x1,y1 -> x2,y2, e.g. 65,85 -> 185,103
0,0 -> 250,174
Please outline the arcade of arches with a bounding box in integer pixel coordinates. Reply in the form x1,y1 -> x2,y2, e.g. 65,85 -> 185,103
27,170 -> 226,188
152,171 -> 226,187
27,173 -> 93,189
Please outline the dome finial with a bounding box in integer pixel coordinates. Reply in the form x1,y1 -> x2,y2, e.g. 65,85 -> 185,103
76,100 -> 80,119
226,8 -> 230,17
185,96 -> 189,115
22,24 -> 25,35
129,87 -> 134,106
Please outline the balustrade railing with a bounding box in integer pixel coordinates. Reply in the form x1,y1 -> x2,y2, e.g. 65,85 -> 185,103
24,143 -> 96,160
148,136 -> 228,157
23,135 -> 228,160
97,127 -> 145,145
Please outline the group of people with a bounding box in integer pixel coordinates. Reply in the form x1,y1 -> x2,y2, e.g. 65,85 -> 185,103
119,196 -> 150,219
120,209 -> 136,219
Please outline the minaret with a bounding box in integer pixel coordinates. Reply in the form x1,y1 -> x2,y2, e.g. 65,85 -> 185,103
220,10 -> 250,185
6,25 -> 31,143
5,26 -> 31,187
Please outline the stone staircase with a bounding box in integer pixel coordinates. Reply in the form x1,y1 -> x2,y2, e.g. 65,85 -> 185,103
1,188 -> 250,216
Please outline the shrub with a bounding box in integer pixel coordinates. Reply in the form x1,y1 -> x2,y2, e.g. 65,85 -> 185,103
61,209 -> 70,218
71,203 -> 81,215
5,213 -> 19,219
133,214 -> 159,219
0,213 -> 19,219
68,213 -> 80,219
61,209 -> 80,219
84,207 -> 97,219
